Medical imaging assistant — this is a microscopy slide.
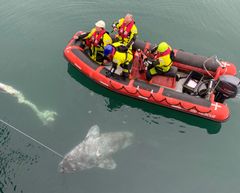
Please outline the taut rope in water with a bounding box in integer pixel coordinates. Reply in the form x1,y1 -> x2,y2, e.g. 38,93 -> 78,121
0,119 -> 63,158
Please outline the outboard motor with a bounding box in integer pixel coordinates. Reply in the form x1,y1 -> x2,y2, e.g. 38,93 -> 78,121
214,75 -> 240,103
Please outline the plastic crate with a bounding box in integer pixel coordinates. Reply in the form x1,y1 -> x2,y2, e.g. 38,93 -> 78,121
183,71 -> 204,95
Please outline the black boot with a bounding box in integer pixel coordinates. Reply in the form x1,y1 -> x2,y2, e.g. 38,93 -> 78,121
121,71 -> 129,80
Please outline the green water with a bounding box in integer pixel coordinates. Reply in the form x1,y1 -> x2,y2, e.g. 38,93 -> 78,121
0,0 -> 240,192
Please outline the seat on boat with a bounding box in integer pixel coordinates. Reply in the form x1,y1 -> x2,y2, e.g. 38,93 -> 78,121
161,66 -> 178,77
151,66 -> 178,88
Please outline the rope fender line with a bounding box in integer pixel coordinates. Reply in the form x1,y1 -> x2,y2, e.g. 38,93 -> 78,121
108,80 -> 212,114
150,94 -> 212,113
108,80 -> 156,97
108,80 -> 150,96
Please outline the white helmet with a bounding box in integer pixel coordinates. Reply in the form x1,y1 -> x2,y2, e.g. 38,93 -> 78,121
95,20 -> 105,28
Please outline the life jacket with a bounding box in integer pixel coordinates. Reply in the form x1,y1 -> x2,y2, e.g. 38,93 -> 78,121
89,29 -> 106,47
153,47 -> 170,58
155,47 -> 173,72
118,20 -> 134,39
107,42 -> 121,60
111,42 -> 133,64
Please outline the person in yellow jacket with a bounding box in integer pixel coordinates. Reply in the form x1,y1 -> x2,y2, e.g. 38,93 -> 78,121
145,42 -> 174,81
112,14 -> 138,48
103,42 -> 133,79
74,20 -> 112,64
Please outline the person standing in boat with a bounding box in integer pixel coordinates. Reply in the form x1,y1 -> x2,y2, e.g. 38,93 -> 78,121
74,20 -> 112,64
112,14 -> 138,49
145,42 -> 174,81
103,42 -> 133,79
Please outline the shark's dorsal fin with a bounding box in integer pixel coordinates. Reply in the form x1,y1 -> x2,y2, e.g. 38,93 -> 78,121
85,125 -> 100,139
98,158 -> 116,170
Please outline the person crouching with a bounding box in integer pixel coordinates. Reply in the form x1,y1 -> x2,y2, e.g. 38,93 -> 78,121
145,42 -> 174,81
103,42 -> 133,79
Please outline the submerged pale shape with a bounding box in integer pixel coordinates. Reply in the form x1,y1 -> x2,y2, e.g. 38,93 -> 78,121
59,125 -> 133,173
0,82 -> 57,125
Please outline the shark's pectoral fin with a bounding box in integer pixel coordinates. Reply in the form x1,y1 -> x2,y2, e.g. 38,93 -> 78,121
98,158 -> 117,170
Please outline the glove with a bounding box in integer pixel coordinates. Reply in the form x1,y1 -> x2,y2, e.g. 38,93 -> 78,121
117,45 -> 128,52
112,23 -> 116,28
112,23 -> 118,32
143,59 -> 152,67
73,35 -> 79,40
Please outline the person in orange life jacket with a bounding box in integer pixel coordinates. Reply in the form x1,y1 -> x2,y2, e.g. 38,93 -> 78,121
145,42 -> 175,81
74,20 -> 112,64
103,42 -> 133,79
112,14 -> 138,49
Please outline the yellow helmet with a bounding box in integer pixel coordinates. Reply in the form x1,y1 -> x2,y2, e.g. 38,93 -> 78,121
157,42 -> 169,53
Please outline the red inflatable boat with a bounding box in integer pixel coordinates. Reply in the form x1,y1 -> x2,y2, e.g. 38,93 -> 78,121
64,31 -> 239,122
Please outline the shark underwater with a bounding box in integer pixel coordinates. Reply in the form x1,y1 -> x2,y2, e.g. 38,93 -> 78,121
59,125 -> 133,173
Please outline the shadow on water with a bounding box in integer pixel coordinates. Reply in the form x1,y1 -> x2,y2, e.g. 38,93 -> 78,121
67,63 -> 221,134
